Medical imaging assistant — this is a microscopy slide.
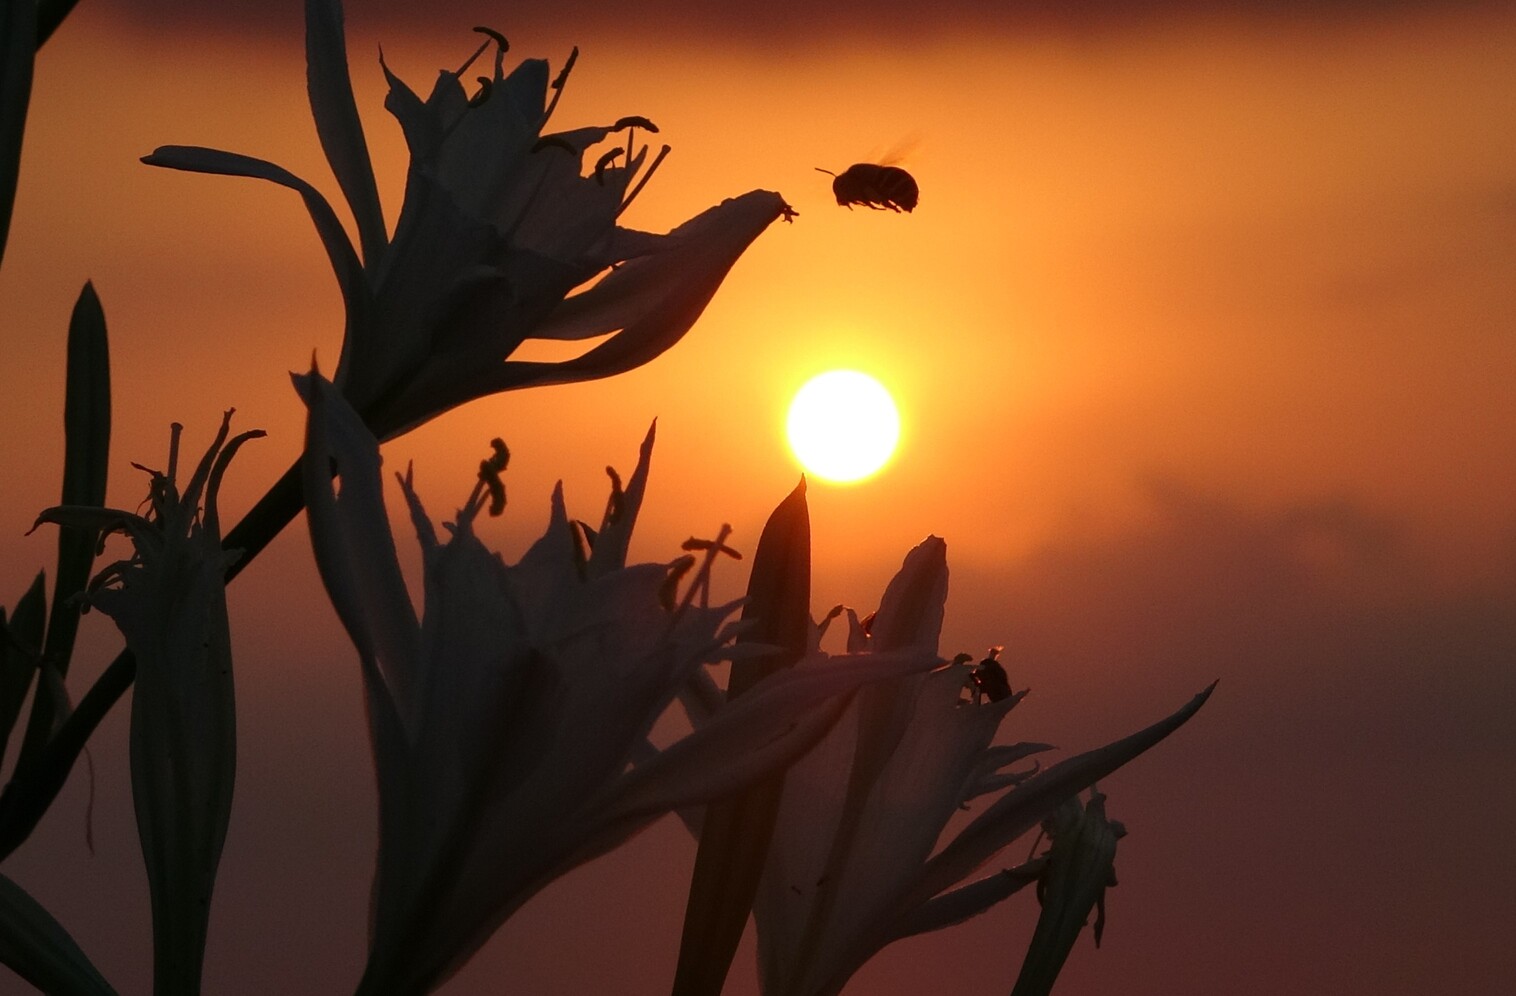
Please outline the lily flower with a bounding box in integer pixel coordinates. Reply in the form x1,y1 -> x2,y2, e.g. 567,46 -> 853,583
145,0 -> 793,441
751,539 -> 1215,996
298,371 -> 932,995
1010,787 -> 1127,996
33,413 -> 263,994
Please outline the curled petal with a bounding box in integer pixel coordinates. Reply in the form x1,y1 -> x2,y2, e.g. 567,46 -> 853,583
491,190 -> 793,390
141,147 -> 371,344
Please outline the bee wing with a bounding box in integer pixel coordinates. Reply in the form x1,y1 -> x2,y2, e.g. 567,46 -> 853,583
875,133 -> 922,167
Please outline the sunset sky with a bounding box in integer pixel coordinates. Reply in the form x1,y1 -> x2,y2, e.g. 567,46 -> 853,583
3,0 -> 1514,992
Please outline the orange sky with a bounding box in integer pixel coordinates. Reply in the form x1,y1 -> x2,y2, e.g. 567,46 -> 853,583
2,2 -> 1514,994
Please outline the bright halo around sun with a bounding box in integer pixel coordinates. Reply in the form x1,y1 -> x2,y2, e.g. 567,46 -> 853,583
786,370 -> 901,483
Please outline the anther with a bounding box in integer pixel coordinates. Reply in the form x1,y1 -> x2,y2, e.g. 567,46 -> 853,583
469,76 -> 494,107
594,148 -> 623,184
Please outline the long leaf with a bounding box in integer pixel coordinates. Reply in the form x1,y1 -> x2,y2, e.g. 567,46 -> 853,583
0,652 -> 134,861
0,872 -> 114,995
304,0 -> 387,266
44,282 -> 110,682
0,0 -> 36,273
672,479 -> 810,996
0,575 -> 46,769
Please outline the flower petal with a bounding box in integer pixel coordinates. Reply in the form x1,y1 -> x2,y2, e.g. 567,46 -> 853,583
886,862 -> 1043,945
909,682 -> 1217,909
587,422 -> 656,577
1009,791 -> 1123,996
297,370 -> 422,721
141,146 -> 371,348
574,649 -> 939,872
674,478 -> 813,996
489,190 -> 792,390
304,0 -> 387,265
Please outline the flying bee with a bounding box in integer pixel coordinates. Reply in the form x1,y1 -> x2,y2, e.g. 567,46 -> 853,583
815,163 -> 919,213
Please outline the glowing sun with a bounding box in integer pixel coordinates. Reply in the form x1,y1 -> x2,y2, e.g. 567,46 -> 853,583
786,370 -> 901,483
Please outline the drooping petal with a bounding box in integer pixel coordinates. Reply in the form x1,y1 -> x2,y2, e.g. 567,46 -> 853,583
141,147 -> 371,344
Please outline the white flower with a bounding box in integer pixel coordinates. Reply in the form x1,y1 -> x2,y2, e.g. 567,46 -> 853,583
145,0 -> 794,441
298,371 -> 928,995
751,539 -> 1214,996
33,413 -> 263,993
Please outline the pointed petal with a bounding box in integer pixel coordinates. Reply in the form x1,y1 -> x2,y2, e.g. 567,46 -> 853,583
587,422 -> 655,576
910,683 -> 1216,907
489,190 -> 791,390
142,147 -> 371,340
886,862 -> 1043,944
570,650 -> 937,874
673,478 -> 811,996
0,872 -> 114,995
870,536 -> 947,653
304,0 -> 387,265
298,370 -> 422,719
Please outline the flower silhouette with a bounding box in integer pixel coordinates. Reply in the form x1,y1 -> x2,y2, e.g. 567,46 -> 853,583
33,413 -> 263,992
146,0 -> 793,441
298,371 -> 929,994
751,539 -> 1214,996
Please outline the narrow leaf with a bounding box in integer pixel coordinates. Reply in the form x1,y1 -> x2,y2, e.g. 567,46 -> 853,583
0,871 -> 114,995
304,0 -> 388,266
45,282 -> 111,682
0,651 -> 134,861
0,575 -> 46,768
673,479 -> 810,996
0,0 -> 37,273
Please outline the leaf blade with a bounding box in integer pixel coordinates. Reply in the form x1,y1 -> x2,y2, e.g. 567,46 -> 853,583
672,479 -> 810,996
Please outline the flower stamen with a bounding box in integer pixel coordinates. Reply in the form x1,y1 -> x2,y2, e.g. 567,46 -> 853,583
543,46 -> 580,127
617,144 -> 670,217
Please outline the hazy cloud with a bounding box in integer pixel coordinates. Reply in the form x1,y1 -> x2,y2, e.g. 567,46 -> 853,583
90,0 -> 1491,43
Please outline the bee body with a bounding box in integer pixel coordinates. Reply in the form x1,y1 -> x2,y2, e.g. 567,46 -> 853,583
969,647 -> 1012,703
819,163 -> 919,213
